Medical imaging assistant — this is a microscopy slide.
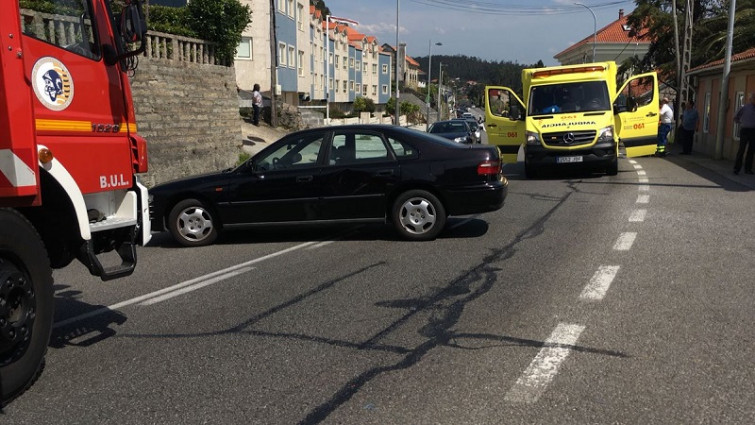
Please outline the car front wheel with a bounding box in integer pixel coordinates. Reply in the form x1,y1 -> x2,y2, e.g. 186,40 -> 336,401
168,199 -> 218,247
392,190 -> 447,241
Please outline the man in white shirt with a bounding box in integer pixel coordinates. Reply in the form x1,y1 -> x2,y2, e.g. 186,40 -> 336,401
655,97 -> 674,157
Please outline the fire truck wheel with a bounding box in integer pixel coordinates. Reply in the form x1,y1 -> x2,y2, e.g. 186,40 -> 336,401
0,208 -> 54,405
168,198 -> 219,247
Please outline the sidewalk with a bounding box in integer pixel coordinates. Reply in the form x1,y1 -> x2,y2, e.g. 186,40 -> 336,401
664,143 -> 755,190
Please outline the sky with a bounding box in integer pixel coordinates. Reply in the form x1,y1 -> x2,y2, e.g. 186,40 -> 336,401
321,0 -> 638,66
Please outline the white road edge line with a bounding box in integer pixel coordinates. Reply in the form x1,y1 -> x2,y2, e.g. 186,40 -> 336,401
580,265 -> 620,301
629,209 -> 647,222
637,170 -> 647,176
53,241 -> 319,328
504,323 -> 585,404
636,194 -> 650,204
140,266 -> 255,306
633,164 -> 642,169
613,232 -> 637,251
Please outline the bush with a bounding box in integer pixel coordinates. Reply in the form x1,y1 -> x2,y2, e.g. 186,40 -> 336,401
147,5 -> 197,37
184,0 -> 251,64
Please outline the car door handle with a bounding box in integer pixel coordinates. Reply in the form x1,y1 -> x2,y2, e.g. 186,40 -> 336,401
646,112 -> 657,117
488,124 -> 497,128
296,175 -> 313,182
377,170 -> 394,176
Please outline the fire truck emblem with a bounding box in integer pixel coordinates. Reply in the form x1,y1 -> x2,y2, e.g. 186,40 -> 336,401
31,57 -> 74,111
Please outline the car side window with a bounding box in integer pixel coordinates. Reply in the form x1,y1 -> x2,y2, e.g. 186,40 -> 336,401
387,137 -> 418,159
330,133 -> 390,165
256,132 -> 325,171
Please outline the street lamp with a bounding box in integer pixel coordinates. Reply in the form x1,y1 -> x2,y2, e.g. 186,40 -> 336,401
575,2 -> 597,62
395,0 -> 400,126
438,62 -> 446,119
426,40 -> 442,130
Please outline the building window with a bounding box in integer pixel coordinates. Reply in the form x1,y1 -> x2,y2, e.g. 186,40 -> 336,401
298,50 -> 304,76
287,0 -> 294,18
277,0 -> 285,13
329,78 -> 333,91
363,85 -> 367,96
703,91 -> 711,134
297,3 -> 304,30
288,45 -> 295,69
372,64 -> 377,74
329,53 -> 333,64
356,60 -> 361,71
342,80 -> 347,92
343,57 -> 347,69
352,81 -> 357,91
382,85 -> 388,94
349,57 -> 354,68
372,85 -> 377,96
335,80 -> 339,92
734,91 -> 744,140
278,42 -> 287,66
382,64 -> 388,74
236,37 -> 252,59
335,55 -> 339,68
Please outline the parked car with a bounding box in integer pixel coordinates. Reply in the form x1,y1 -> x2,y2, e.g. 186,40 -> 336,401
149,125 -> 508,246
427,120 -> 475,144
453,117 -> 482,143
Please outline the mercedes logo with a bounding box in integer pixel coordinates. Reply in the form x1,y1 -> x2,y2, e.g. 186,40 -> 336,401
563,132 -> 576,144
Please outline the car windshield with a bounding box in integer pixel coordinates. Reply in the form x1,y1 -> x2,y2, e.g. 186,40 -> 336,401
430,121 -> 468,133
528,81 -> 610,115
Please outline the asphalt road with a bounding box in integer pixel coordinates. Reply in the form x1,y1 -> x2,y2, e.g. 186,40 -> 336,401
3,152 -> 754,424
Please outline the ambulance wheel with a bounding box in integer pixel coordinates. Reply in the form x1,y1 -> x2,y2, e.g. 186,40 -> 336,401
606,157 -> 618,176
524,160 -> 537,179
0,208 -> 54,405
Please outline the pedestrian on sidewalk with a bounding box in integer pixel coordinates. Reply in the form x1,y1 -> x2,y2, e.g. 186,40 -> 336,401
679,100 -> 699,155
655,97 -> 673,157
252,83 -> 262,126
733,92 -> 755,175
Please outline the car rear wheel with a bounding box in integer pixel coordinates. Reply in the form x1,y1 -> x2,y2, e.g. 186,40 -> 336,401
392,190 -> 446,241
168,199 -> 218,247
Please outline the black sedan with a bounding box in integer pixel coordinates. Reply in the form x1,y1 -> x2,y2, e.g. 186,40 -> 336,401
149,125 -> 508,246
427,120 -> 475,144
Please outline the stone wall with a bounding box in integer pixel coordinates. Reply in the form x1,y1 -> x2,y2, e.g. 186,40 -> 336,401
129,32 -> 242,187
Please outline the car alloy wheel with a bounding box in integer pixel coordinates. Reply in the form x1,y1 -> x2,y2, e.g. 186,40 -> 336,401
168,199 -> 218,247
392,190 -> 447,241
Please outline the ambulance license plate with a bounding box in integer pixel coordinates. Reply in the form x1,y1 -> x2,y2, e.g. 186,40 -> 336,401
556,156 -> 583,164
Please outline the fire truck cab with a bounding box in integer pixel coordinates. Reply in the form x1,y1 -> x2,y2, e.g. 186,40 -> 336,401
485,61 -> 659,178
0,0 -> 148,403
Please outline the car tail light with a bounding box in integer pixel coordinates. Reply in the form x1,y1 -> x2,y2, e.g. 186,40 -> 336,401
477,159 -> 501,176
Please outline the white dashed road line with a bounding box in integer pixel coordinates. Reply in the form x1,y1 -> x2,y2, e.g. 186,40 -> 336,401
628,209 -> 647,222
580,265 -> 620,301
505,323 -> 586,404
613,232 -> 637,251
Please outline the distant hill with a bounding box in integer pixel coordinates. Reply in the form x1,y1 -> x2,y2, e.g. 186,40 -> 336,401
414,55 -> 545,94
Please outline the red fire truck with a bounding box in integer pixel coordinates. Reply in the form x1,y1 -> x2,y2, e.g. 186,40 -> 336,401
0,0 -> 149,402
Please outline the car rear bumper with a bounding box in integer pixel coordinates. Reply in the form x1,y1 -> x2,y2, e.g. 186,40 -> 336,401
525,141 -> 617,167
443,178 -> 508,215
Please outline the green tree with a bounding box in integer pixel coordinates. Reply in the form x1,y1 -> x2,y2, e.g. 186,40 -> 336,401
353,96 -> 367,113
185,0 -> 251,65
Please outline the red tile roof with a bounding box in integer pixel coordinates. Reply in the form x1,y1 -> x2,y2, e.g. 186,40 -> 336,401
689,47 -> 755,73
556,10 -> 650,57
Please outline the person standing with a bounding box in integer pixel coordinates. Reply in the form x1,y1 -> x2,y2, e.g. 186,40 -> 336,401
733,92 -> 755,175
655,97 -> 674,157
252,83 -> 262,126
680,100 -> 699,155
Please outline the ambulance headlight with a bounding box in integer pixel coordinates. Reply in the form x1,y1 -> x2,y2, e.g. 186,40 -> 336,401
597,125 -> 614,143
526,131 -> 541,145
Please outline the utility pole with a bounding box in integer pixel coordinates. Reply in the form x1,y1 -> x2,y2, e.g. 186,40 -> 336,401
679,0 -> 695,105
269,0 -> 278,127
715,0 -> 737,159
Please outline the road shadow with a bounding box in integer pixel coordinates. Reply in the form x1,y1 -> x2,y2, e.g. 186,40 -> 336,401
49,283 -> 127,349
147,216 -> 492,247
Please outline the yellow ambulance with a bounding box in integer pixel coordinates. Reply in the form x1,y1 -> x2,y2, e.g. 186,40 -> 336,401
485,61 -> 659,177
